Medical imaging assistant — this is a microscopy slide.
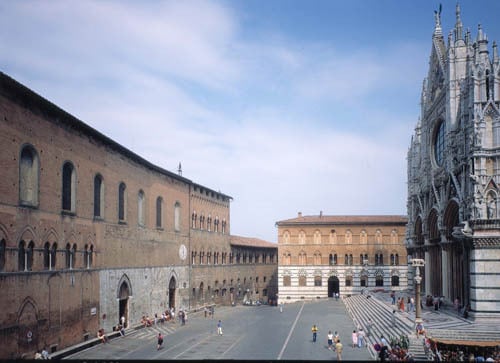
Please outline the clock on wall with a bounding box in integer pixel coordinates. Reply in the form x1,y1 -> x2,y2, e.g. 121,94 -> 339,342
179,244 -> 187,260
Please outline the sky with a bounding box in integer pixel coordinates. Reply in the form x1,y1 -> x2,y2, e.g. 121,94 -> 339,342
2,1 -> 500,243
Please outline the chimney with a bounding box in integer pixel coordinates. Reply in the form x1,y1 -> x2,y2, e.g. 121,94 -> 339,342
298,212 -> 302,218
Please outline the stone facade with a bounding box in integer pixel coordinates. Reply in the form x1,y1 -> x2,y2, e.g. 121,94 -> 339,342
276,213 -> 408,303
406,5 -> 500,320
0,72 -> 277,359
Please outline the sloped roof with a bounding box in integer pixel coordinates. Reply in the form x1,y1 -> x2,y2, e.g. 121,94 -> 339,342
276,215 -> 408,226
230,235 -> 277,249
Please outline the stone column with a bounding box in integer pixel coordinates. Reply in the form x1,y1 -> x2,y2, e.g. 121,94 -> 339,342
441,245 -> 449,299
424,250 -> 431,296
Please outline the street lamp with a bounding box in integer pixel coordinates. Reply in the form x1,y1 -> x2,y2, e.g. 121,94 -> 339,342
411,258 -> 425,325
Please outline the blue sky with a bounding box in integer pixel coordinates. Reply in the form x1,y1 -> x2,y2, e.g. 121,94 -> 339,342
2,1 -> 500,242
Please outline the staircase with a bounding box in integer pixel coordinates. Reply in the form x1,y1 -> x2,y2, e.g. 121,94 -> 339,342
343,294 -> 428,360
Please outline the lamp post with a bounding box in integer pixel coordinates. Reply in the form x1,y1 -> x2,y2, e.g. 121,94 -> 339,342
411,258 -> 425,325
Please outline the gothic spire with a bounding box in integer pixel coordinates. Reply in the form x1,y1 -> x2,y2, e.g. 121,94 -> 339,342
454,3 -> 463,41
433,4 -> 443,37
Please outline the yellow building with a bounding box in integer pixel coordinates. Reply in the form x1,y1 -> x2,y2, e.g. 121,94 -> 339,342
276,213 -> 408,302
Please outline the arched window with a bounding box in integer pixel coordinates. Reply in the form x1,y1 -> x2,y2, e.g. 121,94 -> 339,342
395,254 -> 399,265
118,182 -> 126,222
345,230 -> 352,244
192,211 -> 197,228
0,239 -> 6,271
19,145 -> 39,206
62,162 -> 76,212
207,214 -> 212,232
283,231 -> 290,243
298,230 -> 306,244
50,243 -> 57,269
89,245 -> 94,267
391,230 -> 398,244
93,174 -> 104,218
138,190 -> 145,226
18,241 -> 26,271
360,230 -> 367,244
345,276 -> 352,287
433,120 -> 445,167
156,197 -> 163,228
298,275 -> 307,287
283,275 -> 291,287
71,244 -> 77,269
221,219 -> 227,234
391,276 -> 400,286
329,254 -> 334,265
375,230 -> 382,244
27,241 -> 34,271
65,243 -> 71,269
174,202 -> 181,231
391,254 -> 395,265
43,242 -> 50,270
314,230 -> 321,244
314,275 -> 322,286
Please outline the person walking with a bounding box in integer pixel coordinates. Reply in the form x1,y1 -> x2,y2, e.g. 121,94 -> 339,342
357,328 -> 365,348
217,320 -> 223,335
311,324 -> 318,343
157,333 -> 164,350
335,339 -> 343,360
120,315 -> 126,328
327,330 -> 334,350
351,330 -> 358,348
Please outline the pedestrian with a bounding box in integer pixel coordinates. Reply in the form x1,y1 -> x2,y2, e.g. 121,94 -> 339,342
357,328 -> 365,348
391,310 -> 396,327
311,324 -> 318,343
327,330 -> 334,350
97,328 -> 108,343
380,335 -> 389,348
410,297 -> 415,312
351,330 -> 358,348
157,333 -> 163,350
121,315 -> 126,328
41,347 -> 50,359
335,292 -> 339,301
217,320 -> 223,335
390,291 -> 396,305
204,306 -> 208,318
366,318 -> 373,337
280,302 -> 283,313
211,305 -> 215,319
335,339 -> 343,360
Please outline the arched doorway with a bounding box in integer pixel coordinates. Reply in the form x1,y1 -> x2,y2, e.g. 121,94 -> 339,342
168,276 -> 176,309
118,281 -> 130,328
328,276 -> 339,297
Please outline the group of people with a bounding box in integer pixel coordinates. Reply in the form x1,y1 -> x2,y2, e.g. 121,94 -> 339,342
34,347 -> 50,359
311,325 -> 347,361
351,328 -> 366,348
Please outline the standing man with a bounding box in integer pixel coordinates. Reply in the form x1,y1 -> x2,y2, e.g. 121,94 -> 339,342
217,320 -> 223,335
357,328 -> 365,348
280,302 -> 283,313
157,333 -> 164,350
335,339 -> 343,360
311,324 -> 318,343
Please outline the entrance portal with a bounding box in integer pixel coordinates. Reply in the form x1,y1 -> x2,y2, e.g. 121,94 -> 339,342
328,276 -> 339,297
118,281 -> 129,328
168,276 -> 176,309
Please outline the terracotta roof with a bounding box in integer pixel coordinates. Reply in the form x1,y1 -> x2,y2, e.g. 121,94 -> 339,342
276,215 -> 408,226
230,235 -> 277,249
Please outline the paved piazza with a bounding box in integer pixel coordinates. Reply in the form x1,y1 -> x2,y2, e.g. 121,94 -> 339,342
66,299 -> 372,361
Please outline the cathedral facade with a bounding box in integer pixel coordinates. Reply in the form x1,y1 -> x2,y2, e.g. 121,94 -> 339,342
406,5 -> 500,320
276,213 -> 408,303
0,72 -> 277,358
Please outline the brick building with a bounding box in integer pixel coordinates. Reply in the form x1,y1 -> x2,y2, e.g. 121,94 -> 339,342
0,72 -> 277,358
276,213 -> 408,303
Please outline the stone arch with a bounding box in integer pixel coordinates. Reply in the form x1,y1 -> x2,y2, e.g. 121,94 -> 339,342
42,228 -> 59,245
443,199 -> 460,239
17,297 -> 39,350
117,275 -> 131,328
117,274 -> 133,298
427,208 -> 440,242
168,275 -> 177,309
17,226 -> 37,247
414,215 -> 424,244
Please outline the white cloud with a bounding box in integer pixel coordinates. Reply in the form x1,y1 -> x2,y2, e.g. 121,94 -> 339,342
0,0 -> 419,242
